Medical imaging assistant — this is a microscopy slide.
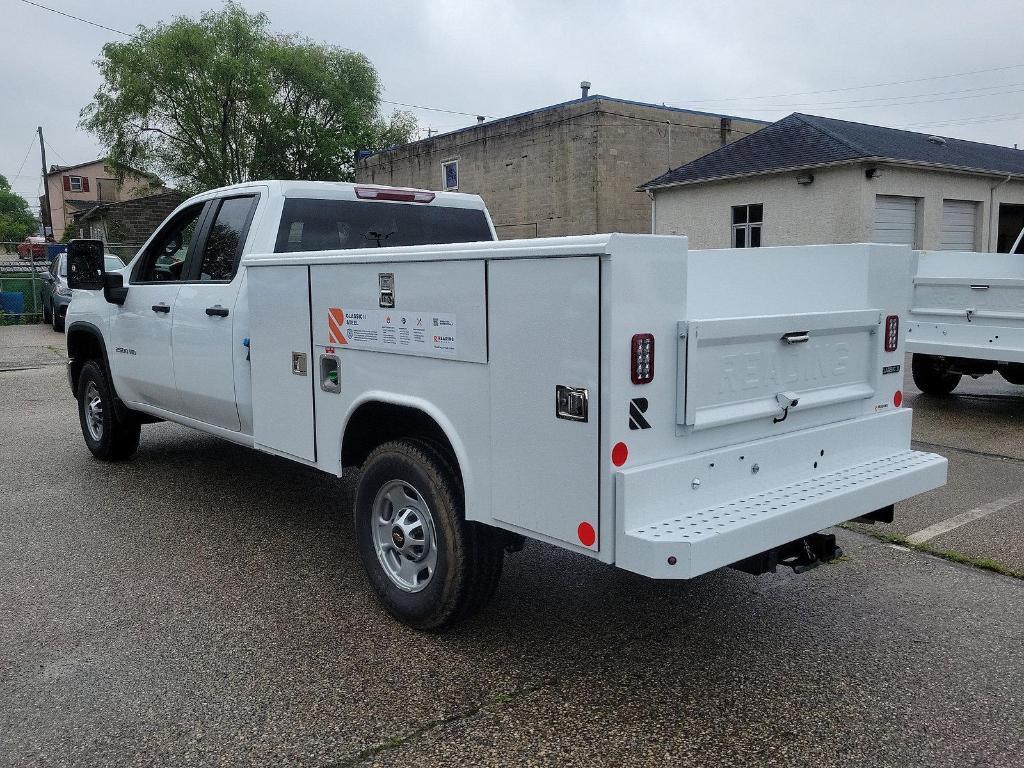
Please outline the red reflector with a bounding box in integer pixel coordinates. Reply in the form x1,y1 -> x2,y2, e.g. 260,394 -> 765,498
884,315 -> 899,352
612,442 -> 628,467
354,186 -> 436,203
577,522 -> 596,547
893,390 -> 903,408
631,333 -> 655,384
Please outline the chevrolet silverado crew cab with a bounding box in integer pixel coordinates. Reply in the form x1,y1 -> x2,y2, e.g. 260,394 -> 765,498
65,181 -> 947,630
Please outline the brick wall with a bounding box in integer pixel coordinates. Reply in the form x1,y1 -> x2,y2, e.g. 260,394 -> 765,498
356,97 -> 766,238
73,191 -> 187,249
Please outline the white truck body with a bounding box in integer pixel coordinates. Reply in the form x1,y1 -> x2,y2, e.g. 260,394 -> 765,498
64,181 -> 946,626
909,250 -> 1024,363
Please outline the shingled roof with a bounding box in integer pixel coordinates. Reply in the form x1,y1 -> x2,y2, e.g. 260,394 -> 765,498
641,113 -> 1024,190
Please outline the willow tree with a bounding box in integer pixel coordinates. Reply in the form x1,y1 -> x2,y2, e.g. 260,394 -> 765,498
80,2 -> 415,192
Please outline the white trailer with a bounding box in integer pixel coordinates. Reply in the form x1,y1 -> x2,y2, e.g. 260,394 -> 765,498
908,250 -> 1024,393
64,182 -> 945,630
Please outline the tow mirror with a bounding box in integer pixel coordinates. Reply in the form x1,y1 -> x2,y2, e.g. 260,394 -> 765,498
66,239 -> 105,290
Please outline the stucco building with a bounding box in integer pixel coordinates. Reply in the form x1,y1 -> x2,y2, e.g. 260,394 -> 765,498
642,113 -> 1024,252
40,159 -> 163,240
356,85 -> 767,238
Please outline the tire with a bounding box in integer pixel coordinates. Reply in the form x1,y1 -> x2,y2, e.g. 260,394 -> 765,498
52,303 -> 64,332
42,300 -> 52,325
77,360 -> 141,461
911,354 -> 961,396
354,439 -> 503,630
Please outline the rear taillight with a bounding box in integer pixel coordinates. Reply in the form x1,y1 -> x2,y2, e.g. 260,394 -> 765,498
884,315 -> 899,352
355,186 -> 436,203
631,333 -> 655,384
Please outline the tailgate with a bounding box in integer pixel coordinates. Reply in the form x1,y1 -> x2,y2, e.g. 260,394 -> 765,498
680,309 -> 880,432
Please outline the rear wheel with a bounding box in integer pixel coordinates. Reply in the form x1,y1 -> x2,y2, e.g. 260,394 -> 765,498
911,354 -> 961,396
77,360 -> 141,461
354,439 -> 503,630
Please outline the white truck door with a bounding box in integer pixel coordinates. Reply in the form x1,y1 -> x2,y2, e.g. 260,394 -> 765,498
109,202 -> 207,413
170,195 -> 258,431
488,257 -> 600,548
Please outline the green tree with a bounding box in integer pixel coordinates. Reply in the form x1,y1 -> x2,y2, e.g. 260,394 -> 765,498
80,2 -> 415,192
0,175 -> 38,243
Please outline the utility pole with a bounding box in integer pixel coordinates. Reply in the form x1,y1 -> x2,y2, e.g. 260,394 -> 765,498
38,126 -> 54,240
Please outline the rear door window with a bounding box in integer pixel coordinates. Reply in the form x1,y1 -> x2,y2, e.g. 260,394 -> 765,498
194,196 -> 258,281
274,198 -> 493,253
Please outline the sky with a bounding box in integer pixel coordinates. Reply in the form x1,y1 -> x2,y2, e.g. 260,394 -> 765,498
4,0 -> 1024,214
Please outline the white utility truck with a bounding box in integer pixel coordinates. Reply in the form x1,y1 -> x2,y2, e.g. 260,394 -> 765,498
909,249 -> 1024,394
65,181 -> 946,630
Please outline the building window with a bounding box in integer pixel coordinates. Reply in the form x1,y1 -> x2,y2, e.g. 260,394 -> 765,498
63,175 -> 89,193
731,204 -> 762,247
442,160 -> 458,191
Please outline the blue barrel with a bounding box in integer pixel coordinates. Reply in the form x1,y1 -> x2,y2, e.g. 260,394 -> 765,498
0,291 -> 25,317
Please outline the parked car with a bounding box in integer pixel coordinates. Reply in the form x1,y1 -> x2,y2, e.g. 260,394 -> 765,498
16,236 -> 47,261
42,252 -> 124,331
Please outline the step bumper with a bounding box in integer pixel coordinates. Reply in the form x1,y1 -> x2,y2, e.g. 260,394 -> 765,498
615,449 -> 947,579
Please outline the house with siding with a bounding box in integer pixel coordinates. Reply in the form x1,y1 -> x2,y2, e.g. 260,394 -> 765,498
40,159 -> 164,240
641,113 -> 1024,252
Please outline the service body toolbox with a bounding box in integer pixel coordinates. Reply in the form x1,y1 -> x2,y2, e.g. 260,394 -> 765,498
245,236 -> 946,579
908,249 -> 1024,393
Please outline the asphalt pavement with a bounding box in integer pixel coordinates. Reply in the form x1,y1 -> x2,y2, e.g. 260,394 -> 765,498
1,327 -> 1022,767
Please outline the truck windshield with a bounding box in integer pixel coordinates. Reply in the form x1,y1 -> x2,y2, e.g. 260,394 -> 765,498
274,198 -> 493,253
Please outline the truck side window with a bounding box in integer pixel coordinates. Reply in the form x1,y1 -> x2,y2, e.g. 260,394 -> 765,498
197,196 -> 257,282
135,204 -> 204,283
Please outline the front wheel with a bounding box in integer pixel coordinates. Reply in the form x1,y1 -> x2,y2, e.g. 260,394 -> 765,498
52,305 -> 64,332
77,360 -> 141,461
911,354 -> 961,396
354,439 -> 503,630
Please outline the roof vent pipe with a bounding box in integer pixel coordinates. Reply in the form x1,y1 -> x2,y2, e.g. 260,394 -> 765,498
580,81 -> 591,99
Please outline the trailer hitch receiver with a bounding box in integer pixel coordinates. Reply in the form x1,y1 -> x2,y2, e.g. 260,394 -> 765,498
729,532 -> 843,576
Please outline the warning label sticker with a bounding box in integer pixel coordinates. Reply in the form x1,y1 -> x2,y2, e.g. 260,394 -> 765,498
327,308 -> 456,356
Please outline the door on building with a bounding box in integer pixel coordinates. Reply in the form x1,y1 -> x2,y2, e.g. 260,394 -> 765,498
997,204 -> 1024,253
940,200 -> 979,251
873,195 -> 919,247
171,194 -> 259,431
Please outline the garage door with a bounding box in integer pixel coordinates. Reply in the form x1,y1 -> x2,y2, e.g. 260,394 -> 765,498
940,200 -> 978,251
873,195 -> 918,247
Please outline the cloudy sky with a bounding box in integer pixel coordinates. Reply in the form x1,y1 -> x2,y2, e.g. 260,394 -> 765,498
4,0 -> 1024,212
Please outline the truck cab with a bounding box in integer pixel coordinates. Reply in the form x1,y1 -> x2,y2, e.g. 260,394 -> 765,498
66,181 -> 495,439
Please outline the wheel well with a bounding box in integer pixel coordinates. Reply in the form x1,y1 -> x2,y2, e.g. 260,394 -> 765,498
66,325 -> 106,395
342,402 -> 460,479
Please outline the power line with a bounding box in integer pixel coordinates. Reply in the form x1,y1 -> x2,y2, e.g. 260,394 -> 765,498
677,62 -> 1024,104
17,0 -> 130,35
9,134 -> 37,186
43,139 -> 70,167
381,98 -> 491,119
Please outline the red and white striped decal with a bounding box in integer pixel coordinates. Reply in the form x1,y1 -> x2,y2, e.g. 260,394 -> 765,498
327,308 -> 347,345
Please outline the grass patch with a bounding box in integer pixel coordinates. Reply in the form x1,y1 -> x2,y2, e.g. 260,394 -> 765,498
842,523 -> 1023,579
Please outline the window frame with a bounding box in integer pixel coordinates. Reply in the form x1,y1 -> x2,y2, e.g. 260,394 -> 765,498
441,159 -> 459,191
184,194 -> 260,284
130,201 -> 211,285
731,203 -> 763,248
68,175 -> 83,192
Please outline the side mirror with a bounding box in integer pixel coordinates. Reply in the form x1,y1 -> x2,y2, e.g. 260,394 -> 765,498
103,272 -> 128,306
66,239 -> 105,290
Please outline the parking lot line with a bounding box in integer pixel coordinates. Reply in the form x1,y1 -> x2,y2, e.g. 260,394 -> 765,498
905,491 -> 1024,545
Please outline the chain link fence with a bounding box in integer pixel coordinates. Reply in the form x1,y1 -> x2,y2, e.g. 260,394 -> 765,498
0,241 -> 137,326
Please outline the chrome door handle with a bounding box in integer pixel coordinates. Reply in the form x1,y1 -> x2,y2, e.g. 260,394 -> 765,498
152,303 -> 170,313
780,331 -> 809,344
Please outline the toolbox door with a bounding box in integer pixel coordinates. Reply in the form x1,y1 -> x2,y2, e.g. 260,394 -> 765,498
248,265 -> 316,462
488,257 -> 600,549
